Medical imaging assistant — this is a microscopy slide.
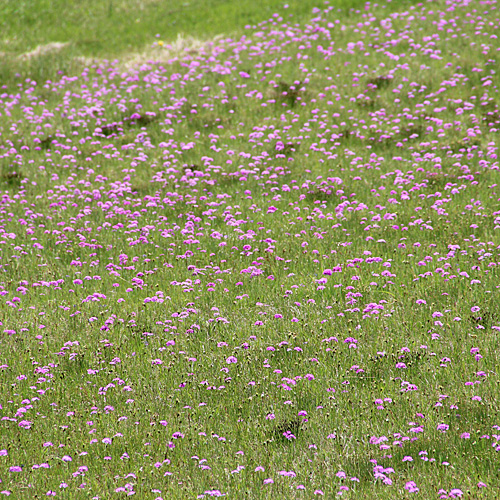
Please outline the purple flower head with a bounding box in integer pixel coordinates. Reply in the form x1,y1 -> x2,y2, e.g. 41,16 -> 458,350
405,481 -> 419,493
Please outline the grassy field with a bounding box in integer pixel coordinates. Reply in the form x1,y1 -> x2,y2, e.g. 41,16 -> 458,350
0,0 -> 500,498
0,0 -> 419,86
1,0 -> 376,56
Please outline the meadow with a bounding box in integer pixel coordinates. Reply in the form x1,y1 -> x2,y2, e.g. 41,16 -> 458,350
0,0 -> 499,497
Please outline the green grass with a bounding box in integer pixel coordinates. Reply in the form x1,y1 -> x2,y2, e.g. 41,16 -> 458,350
1,0 -> 377,56
0,0 -> 499,498
0,0 -> 419,86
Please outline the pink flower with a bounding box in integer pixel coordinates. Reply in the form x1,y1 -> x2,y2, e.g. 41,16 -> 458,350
405,481 -> 419,493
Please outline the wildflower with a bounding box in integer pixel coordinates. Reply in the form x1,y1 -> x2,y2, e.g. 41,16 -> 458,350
405,481 -> 419,493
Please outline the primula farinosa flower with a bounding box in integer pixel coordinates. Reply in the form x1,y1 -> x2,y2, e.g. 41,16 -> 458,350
278,470 -> 296,477
9,466 -> 23,472
405,481 -> 419,493
471,306 -> 480,313
460,433 -> 471,439
202,490 -> 225,497
263,478 -> 274,485
226,356 -> 237,364
437,423 -> 449,432
61,455 -> 72,462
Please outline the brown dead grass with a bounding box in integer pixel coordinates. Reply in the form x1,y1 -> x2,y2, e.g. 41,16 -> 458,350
18,42 -> 69,60
119,33 -> 224,70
